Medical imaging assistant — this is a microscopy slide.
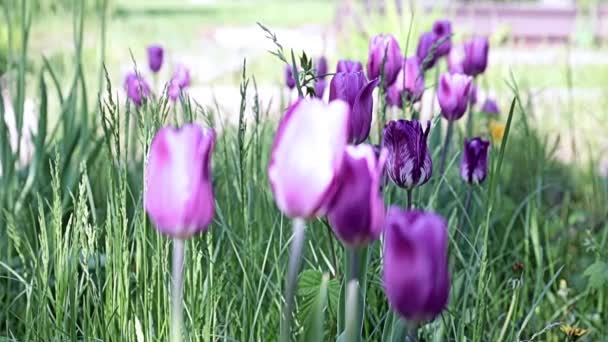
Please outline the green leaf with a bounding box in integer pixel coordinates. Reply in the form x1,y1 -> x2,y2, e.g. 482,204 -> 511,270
584,261 -> 608,289
297,269 -> 340,336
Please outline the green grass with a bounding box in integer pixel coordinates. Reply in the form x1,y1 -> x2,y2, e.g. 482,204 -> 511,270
1,1 -> 608,341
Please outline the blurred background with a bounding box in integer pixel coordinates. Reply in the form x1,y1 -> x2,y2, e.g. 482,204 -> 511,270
1,0 -> 607,169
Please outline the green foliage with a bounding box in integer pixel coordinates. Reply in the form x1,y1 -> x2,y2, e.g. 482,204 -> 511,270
1,1 -> 608,341
584,261 -> 608,289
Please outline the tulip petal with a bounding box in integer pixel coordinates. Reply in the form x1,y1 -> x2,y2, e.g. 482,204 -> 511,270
145,124 -> 215,238
268,99 -> 350,218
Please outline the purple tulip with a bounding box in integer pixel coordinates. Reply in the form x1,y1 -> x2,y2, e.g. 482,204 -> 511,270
124,72 -> 151,106
145,124 -> 215,238
448,44 -> 465,74
383,120 -> 432,189
432,20 -> 452,57
386,57 -> 425,107
268,98 -> 350,218
416,31 -> 439,70
337,60 -> 363,73
327,144 -> 387,246
481,98 -> 500,115
437,73 -> 472,121
314,79 -> 327,99
367,34 -> 402,87
147,45 -> 164,73
383,207 -> 450,321
168,79 -> 181,102
285,65 -> 296,90
173,64 -> 191,89
316,56 -> 328,78
329,71 -> 379,144
462,37 -> 489,76
460,137 -> 490,184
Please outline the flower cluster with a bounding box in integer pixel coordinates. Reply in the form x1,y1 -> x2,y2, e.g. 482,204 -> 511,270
124,44 -> 192,106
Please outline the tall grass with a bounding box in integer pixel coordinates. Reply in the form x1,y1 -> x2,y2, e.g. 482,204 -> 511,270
1,1 -> 607,341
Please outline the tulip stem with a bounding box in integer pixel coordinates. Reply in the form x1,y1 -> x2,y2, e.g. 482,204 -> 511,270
438,120 -> 454,175
466,78 -> 476,137
348,247 -> 359,281
322,219 -> 339,276
406,189 -> 413,209
280,218 -> 306,342
171,238 -> 185,342
405,321 -> 419,342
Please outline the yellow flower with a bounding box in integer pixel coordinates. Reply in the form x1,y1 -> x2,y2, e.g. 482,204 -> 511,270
560,324 -> 588,340
489,120 -> 505,142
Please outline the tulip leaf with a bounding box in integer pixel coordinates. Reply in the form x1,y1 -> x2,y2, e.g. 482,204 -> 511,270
583,261 -> 608,289
297,269 -> 340,337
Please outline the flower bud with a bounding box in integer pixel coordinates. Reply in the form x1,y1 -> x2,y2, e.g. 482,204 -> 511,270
386,57 -> 425,107
437,73 -> 472,121
124,72 -> 150,106
268,99 -> 350,218
383,120 -> 432,189
460,137 -> 490,184
367,34 -> 402,86
329,71 -> 379,144
481,98 -> 500,115
416,31 -> 439,70
173,64 -> 191,88
147,45 -> 164,73
432,20 -> 452,57
462,37 -> 489,76
327,144 -> 387,246
285,65 -> 296,89
316,56 -> 328,78
383,207 -> 450,321
145,124 -> 215,238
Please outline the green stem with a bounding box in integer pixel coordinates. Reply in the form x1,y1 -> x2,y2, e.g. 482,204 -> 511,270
406,189 -> 413,209
438,120 -> 454,175
280,218 -> 306,342
466,78 -> 477,137
405,321 -> 418,341
343,246 -> 368,342
171,238 -> 185,342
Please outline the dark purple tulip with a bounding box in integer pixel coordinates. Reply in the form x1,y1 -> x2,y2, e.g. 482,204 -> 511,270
268,98 -> 350,218
314,79 -> 326,99
416,31 -> 439,70
386,57 -> 425,107
437,73 -> 472,121
147,45 -> 164,73
462,37 -> 489,76
173,64 -> 191,88
383,207 -> 450,321
285,65 -> 296,89
367,34 -> 402,87
124,72 -> 151,106
327,144 -> 387,246
481,98 -> 500,115
329,71 -> 379,144
383,120 -> 432,189
432,20 -> 452,57
145,124 -> 215,238
316,56 -> 328,79
337,60 -> 363,73
460,137 -> 490,184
